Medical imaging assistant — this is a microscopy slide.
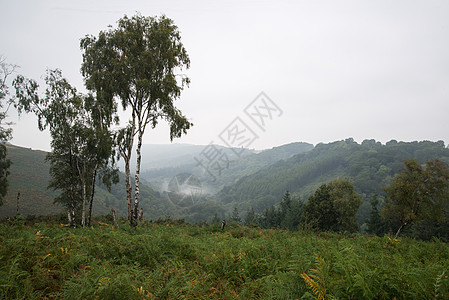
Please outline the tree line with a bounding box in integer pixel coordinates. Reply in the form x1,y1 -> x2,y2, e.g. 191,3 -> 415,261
232,179 -> 362,233
228,158 -> 449,240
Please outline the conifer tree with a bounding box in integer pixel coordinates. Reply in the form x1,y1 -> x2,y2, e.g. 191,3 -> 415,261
230,205 -> 241,224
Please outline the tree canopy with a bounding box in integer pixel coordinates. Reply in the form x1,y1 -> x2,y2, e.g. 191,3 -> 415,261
301,179 -> 362,232
0,56 -> 17,205
382,158 -> 449,238
13,69 -> 118,227
80,13 -> 192,225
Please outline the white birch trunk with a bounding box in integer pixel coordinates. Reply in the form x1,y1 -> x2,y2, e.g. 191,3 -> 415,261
133,130 -> 143,222
87,164 -> 98,227
79,163 -> 87,228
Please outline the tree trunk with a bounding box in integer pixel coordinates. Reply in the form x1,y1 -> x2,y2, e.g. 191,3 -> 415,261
16,192 -> 20,215
124,119 -> 136,226
111,208 -> 118,228
68,211 -> 72,226
125,151 -> 133,225
138,207 -> 143,222
69,148 -> 76,228
87,164 -> 98,227
133,130 -> 143,223
395,221 -> 408,239
69,201 -> 76,228
80,163 -> 87,228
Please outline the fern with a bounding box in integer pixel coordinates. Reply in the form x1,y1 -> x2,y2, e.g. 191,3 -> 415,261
300,253 -> 327,300
434,270 -> 445,300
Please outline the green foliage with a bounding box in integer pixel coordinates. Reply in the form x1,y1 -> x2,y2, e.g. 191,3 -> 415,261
301,179 -> 362,233
1,221 -> 449,299
300,254 -> 328,300
365,193 -> 387,235
383,158 -> 449,238
281,192 -> 303,231
81,13 -> 192,225
257,191 -> 303,231
0,57 -> 17,206
230,205 -> 241,224
244,206 -> 256,226
13,69 -> 118,227
0,143 -> 10,205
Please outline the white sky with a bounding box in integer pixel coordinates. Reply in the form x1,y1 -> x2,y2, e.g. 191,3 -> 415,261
1,0 -> 448,151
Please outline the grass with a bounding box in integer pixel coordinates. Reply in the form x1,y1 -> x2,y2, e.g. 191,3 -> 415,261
1,218 -> 448,299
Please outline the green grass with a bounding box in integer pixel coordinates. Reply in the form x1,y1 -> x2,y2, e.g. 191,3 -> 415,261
1,219 -> 448,299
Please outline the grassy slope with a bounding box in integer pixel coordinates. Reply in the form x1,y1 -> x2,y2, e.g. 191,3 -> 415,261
1,220 -> 448,299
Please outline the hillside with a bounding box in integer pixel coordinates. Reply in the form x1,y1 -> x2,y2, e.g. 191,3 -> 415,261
141,142 -> 314,194
1,145 -> 231,222
217,139 -> 449,221
3,140 -> 449,225
0,145 -> 174,220
1,145 -> 61,217
1,142 -> 313,222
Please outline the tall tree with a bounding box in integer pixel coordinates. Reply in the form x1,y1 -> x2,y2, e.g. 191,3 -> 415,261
365,193 -> 386,236
14,70 -> 83,226
301,179 -> 362,233
259,206 -> 281,229
0,56 -> 16,205
80,13 -> 192,225
230,205 -> 241,225
14,69 -> 118,226
382,158 -> 449,238
244,206 -> 256,226
279,191 -> 302,231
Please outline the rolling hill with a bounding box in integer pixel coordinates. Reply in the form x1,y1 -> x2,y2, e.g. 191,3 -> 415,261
216,139 -> 449,221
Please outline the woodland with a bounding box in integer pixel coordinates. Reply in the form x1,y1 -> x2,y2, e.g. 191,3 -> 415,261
1,12 -> 449,299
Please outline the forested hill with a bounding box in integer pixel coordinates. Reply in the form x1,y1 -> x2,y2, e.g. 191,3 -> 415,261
217,139 -> 449,215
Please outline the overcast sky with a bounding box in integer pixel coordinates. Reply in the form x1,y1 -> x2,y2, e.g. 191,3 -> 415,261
1,0 -> 448,151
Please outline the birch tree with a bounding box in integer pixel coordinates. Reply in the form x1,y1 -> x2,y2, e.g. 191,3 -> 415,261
383,159 -> 449,238
13,69 -> 118,227
81,13 -> 192,225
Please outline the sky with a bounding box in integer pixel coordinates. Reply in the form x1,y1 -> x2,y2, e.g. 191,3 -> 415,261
1,0 -> 448,152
